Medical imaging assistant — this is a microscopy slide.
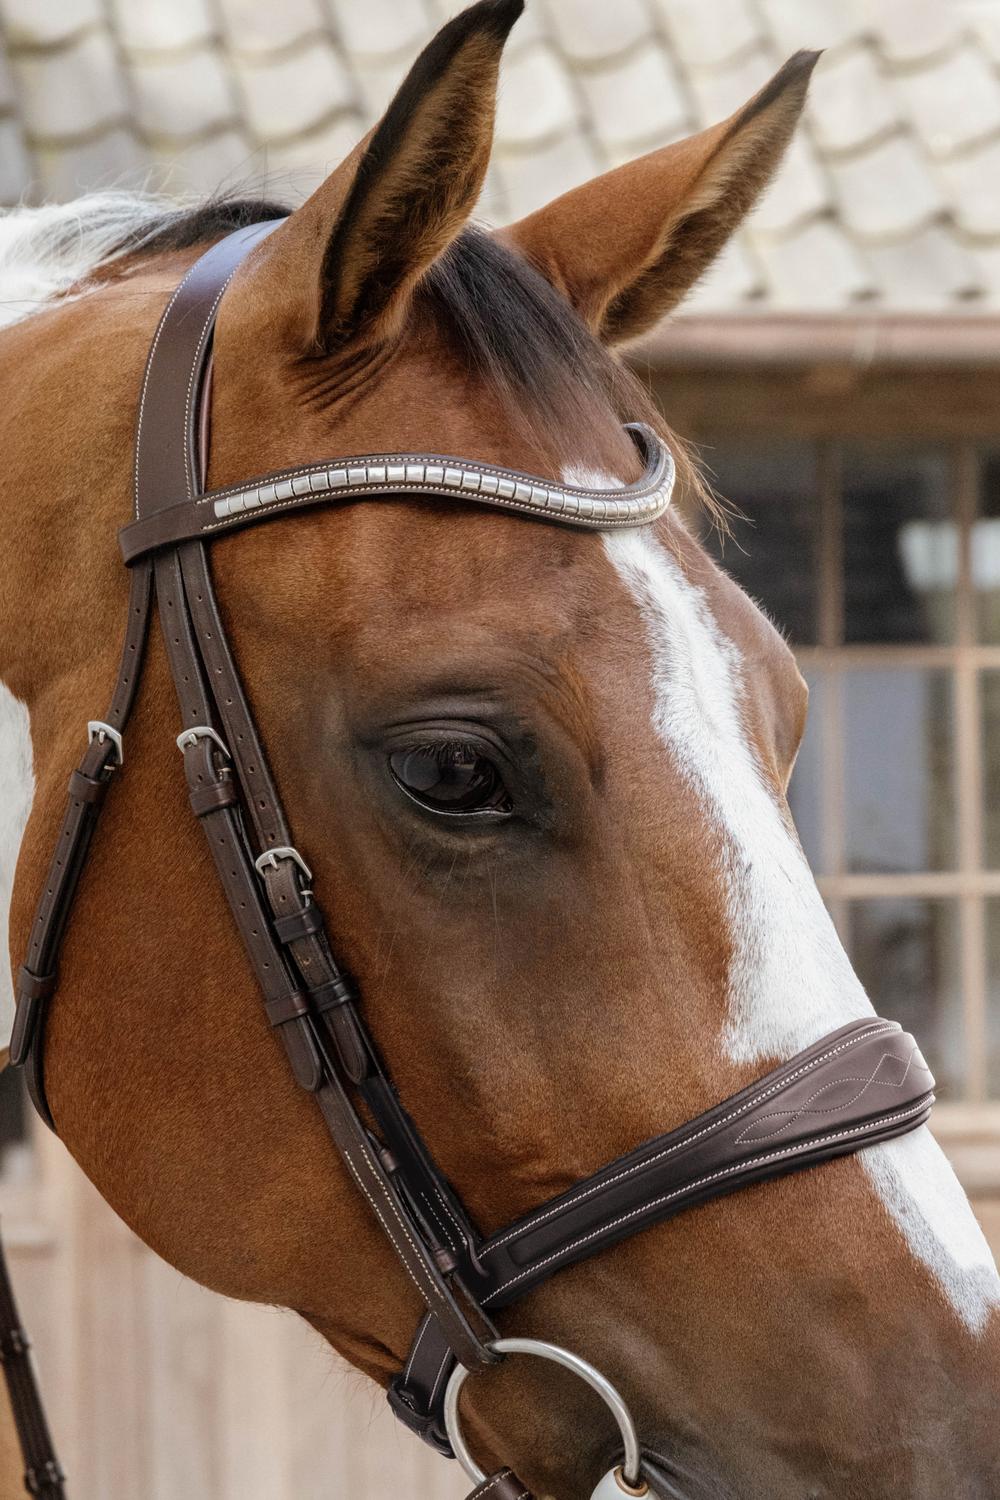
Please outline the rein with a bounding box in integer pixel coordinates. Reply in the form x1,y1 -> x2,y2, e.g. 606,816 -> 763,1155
8,223 -> 935,1499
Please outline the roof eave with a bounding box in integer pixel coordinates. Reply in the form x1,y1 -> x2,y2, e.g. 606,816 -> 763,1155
631,313 -> 1000,370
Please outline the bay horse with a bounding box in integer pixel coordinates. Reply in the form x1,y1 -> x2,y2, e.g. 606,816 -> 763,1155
1,2 -> 999,1495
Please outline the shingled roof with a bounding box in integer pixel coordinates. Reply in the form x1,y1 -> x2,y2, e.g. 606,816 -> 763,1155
0,0 -> 998,316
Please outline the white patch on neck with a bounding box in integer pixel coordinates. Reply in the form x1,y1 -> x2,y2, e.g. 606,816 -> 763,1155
602,526 -> 1000,1334
0,683 -> 33,1052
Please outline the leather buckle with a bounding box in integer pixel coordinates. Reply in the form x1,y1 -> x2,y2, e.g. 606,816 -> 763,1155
254,846 -> 313,901
87,721 -> 122,767
176,724 -> 230,758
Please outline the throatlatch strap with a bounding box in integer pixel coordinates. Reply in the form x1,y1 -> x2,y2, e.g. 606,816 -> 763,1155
0,1227 -> 65,1500
11,559 -> 154,1127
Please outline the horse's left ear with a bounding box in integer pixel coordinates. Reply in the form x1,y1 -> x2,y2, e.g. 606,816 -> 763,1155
501,51 -> 819,345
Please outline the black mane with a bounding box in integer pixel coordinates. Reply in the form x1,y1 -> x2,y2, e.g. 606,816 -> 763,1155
122,195 -> 680,477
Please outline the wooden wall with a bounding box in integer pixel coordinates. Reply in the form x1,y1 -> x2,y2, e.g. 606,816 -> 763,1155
1,1129 -> 998,1498
0,1129 -> 467,1500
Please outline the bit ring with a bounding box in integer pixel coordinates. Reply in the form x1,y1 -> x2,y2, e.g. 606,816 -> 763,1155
443,1336 -> 644,1490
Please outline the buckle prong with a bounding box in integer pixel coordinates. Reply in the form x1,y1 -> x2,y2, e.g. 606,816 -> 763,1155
254,845 -> 313,898
87,720 -> 123,767
176,725 -> 230,758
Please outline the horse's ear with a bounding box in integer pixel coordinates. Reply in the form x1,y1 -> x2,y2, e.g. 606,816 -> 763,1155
501,52 -> 819,346
244,0 -> 522,353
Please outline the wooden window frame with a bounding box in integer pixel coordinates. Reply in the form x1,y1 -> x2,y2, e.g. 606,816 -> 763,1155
647,362 -> 1000,1151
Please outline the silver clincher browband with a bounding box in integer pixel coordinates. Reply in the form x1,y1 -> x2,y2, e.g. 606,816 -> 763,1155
118,422 -> 675,563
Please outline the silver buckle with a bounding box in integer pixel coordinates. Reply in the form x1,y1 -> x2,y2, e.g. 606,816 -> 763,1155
176,725 -> 230,758
87,721 -> 123,767
254,845 -> 313,897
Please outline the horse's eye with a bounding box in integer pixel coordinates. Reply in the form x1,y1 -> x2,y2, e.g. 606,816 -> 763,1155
388,742 -> 512,816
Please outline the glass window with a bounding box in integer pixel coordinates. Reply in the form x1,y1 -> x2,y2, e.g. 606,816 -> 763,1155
701,442 -> 820,646
842,444 -> 954,644
848,899 -> 963,1098
983,671 -> 1000,869
976,452 -> 1000,643
987,900 -> 1000,1097
843,668 -> 955,873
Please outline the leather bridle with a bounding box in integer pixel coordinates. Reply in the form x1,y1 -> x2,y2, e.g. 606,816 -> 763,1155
9,222 -> 935,1500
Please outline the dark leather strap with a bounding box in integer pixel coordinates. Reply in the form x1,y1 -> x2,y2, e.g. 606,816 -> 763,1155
465,1470 -> 534,1500
118,424 -> 672,563
390,1018 -> 934,1447
131,221 -> 498,1372
0,1226 -> 65,1499
10,559 -> 153,1127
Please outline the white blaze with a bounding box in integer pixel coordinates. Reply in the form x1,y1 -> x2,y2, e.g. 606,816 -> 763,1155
602,524 -> 1000,1334
0,682 -> 33,1052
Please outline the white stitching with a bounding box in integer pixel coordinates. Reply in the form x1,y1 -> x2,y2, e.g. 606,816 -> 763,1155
434,1186 -> 467,1245
484,1100 -> 931,1301
342,1148 -> 455,1324
734,1045 -> 926,1145
133,258 -> 207,517
182,279 -> 230,498
472,1473 -> 519,1497
484,1024 -> 896,1254
427,1346 -> 452,1408
193,437 -> 670,508
420,1190 -> 461,1254
403,1315 -> 433,1382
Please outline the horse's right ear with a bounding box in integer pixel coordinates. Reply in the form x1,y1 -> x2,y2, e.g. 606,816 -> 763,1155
238,0 -> 522,354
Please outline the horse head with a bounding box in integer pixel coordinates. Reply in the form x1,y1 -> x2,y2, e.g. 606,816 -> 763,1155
3,2 -> 998,1495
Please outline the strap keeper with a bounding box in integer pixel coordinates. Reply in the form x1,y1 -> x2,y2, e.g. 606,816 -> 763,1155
264,991 -> 311,1028
273,905 -> 324,944
189,779 -> 239,818
309,975 -> 356,1013
68,768 -> 108,805
16,967 -> 56,1003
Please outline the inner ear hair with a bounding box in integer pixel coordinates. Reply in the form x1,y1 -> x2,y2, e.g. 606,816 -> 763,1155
316,0 -> 524,352
601,51 -> 820,343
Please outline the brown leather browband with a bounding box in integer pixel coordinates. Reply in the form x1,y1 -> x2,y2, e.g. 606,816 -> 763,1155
10,224 -> 935,1490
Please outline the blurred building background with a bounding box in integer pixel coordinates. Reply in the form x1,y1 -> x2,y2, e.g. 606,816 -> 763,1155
1,0 -> 999,1495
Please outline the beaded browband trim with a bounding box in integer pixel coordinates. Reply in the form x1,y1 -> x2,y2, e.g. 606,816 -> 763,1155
118,421 -> 674,564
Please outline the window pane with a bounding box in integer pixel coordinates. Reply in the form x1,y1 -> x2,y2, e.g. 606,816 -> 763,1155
983,671 -> 1000,868
843,669 -> 955,873
788,669 -> 824,873
848,899 -> 963,1098
702,442 -> 819,646
843,444 -> 954,644
976,452 -> 1000,643
987,900 -> 1000,1097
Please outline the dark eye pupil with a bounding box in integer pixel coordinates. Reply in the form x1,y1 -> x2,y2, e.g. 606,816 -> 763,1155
389,744 -> 511,815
